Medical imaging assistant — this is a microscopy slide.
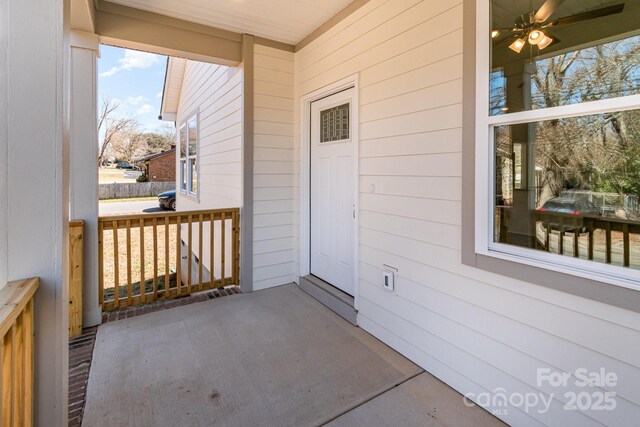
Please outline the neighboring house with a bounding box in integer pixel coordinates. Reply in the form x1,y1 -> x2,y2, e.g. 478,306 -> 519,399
5,0 -> 640,425
134,146 -> 176,182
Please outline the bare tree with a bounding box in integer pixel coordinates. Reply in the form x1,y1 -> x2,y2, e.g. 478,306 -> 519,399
97,97 -> 137,166
111,124 -> 147,163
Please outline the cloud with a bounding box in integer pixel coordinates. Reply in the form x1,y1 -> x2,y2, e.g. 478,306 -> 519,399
136,104 -> 154,115
126,95 -> 147,105
156,91 -> 163,98
100,50 -> 160,78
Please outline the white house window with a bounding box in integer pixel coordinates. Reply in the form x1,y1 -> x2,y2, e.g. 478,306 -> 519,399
179,124 -> 187,192
179,112 -> 199,197
478,0 -> 640,286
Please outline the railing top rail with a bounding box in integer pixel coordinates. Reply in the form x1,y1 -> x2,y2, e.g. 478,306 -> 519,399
98,207 -> 240,223
0,277 -> 39,337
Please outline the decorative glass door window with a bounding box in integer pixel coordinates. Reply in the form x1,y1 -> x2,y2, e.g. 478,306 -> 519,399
320,103 -> 350,143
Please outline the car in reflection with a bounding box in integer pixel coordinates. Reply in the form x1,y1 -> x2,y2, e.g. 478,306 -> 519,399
158,190 -> 176,211
537,197 -> 599,231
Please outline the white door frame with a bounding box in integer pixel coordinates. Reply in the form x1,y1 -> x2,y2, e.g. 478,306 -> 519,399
299,74 -> 359,309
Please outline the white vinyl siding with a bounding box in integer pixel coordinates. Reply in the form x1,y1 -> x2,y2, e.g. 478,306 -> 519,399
175,60 -> 242,282
294,0 -> 640,425
253,44 -> 296,290
176,61 -> 243,211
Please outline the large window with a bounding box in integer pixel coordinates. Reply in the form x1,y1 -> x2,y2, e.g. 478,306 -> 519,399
179,112 -> 199,197
477,0 -> 640,287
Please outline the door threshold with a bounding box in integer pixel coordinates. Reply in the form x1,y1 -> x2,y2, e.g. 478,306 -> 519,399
298,275 -> 357,326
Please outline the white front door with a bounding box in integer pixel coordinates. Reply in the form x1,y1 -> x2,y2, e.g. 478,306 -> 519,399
310,88 -> 355,295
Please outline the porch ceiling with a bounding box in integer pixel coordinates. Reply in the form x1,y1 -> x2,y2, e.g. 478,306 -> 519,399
105,0 -> 355,45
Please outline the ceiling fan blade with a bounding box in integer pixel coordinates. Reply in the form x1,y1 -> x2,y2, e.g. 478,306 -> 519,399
492,27 -> 523,34
534,0 -> 566,23
551,3 -> 625,26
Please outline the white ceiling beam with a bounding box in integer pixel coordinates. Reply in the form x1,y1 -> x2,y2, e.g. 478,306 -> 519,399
95,0 -> 243,65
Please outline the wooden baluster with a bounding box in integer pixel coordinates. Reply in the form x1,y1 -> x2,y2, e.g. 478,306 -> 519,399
232,211 -> 239,286
623,223 -> 630,267
221,213 -> 226,286
164,217 -> 170,298
153,218 -> 158,300
588,229 -> 594,261
23,299 -> 33,427
139,219 -> 145,304
210,213 -> 215,288
113,220 -> 119,309
13,313 -> 23,427
573,229 -> 579,258
544,223 -> 550,251
126,220 -> 132,306
605,222 -> 612,264
98,221 -> 104,306
558,228 -> 564,255
0,337 -> 4,425
176,216 -> 182,296
2,324 -> 15,426
198,214 -> 203,291
187,215 -> 193,294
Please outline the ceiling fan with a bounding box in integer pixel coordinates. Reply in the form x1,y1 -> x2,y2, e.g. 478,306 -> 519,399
492,0 -> 626,53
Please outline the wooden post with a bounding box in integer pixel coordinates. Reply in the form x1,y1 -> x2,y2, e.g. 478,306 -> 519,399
68,220 -> 84,338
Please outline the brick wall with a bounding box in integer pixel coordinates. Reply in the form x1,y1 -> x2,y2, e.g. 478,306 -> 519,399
147,151 -> 175,182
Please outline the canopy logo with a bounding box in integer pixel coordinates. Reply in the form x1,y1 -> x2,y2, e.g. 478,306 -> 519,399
463,368 -> 618,416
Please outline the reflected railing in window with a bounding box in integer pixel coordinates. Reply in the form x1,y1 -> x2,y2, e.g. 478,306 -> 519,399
494,109 -> 640,270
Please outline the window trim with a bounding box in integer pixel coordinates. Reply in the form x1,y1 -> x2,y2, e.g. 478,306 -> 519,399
178,124 -> 187,193
178,109 -> 200,201
462,0 -> 640,312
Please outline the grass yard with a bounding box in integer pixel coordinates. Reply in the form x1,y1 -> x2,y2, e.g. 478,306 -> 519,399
99,166 -> 139,183
102,224 -> 178,298
100,196 -> 157,204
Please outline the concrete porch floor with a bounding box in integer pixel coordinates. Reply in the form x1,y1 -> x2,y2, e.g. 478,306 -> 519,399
83,284 -> 504,426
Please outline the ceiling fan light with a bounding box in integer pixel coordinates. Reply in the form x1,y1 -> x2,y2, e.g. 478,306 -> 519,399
528,29 -> 544,45
491,30 -> 500,38
537,35 -> 554,49
509,38 -> 526,53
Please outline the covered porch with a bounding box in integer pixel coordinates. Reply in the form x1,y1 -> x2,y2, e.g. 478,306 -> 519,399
81,284 -> 502,426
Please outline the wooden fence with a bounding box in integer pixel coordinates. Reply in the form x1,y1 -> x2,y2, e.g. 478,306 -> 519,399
0,277 -> 39,426
98,208 -> 240,311
99,182 -> 174,200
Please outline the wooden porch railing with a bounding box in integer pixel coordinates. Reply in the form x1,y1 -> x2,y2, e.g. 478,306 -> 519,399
0,277 -> 39,426
535,211 -> 640,266
98,208 -> 240,311
498,207 -> 640,267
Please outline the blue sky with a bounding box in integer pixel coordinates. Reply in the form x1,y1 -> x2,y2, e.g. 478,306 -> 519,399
98,45 -> 168,133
